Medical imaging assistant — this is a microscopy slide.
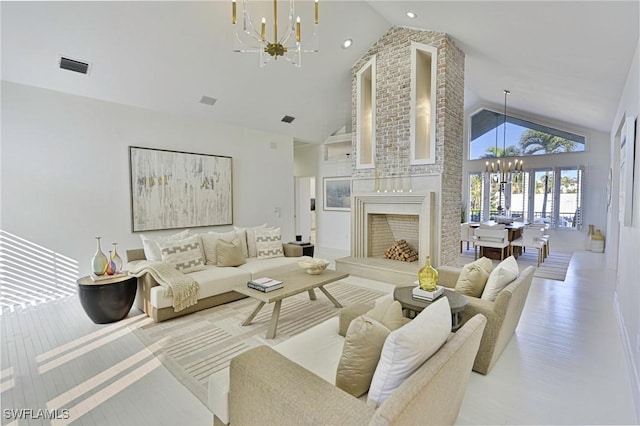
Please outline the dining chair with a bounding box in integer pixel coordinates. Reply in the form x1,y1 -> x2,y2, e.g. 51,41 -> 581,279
510,228 -> 546,266
473,227 -> 510,260
460,223 -> 475,252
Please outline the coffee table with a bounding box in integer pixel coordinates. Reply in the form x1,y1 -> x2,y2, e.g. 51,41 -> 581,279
393,286 -> 468,330
234,269 -> 349,339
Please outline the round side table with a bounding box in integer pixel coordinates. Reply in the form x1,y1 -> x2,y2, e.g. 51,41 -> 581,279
76,274 -> 137,324
393,286 -> 468,330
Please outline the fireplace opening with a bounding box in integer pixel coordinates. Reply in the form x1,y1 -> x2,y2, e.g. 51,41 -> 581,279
368,214 -> 420,260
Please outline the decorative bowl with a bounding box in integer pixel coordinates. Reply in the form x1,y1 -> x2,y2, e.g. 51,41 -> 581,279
297,258 -> 330,275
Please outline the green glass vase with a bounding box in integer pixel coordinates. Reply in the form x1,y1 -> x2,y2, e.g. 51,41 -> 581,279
418,256 -> 438,292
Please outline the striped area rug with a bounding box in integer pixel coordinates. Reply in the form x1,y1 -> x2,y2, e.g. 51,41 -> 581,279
129,280 -> 385,406
459,248 -> 573,281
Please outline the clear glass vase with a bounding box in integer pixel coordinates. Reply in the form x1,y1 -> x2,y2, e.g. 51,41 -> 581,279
106,250 -> 116,275
91,237 -> 108,276
111,243 -> 123,273
418,256 -> 438,292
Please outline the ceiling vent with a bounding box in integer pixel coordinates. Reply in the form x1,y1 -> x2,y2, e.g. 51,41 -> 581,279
59,56 -> 90,74
281,115 -> 295,123
199,96 -> 217,106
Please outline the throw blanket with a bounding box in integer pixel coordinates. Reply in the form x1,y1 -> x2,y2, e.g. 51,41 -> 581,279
128,261 -> 199,312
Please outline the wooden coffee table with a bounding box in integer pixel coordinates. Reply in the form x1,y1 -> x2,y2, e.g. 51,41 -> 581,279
234,269 -> 349,339
393,286 -> 468,330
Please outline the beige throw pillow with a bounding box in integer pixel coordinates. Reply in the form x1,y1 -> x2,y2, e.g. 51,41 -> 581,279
200,231 -> 237,265
481,255 -> 518,301
335,316 -> 391,398
455,257 -> 493,298
366,298 -> 405,331
216,239 -> 246,267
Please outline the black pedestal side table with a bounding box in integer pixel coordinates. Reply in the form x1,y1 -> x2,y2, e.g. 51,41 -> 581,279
77,274 -> 137,324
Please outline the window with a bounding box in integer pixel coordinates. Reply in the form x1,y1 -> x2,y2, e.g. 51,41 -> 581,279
469,109 -> 585,160
467,166 -> 583,230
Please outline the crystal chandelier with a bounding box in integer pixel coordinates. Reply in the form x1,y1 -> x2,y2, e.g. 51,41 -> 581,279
485,90 -> 524,214
232,0 -> 319,67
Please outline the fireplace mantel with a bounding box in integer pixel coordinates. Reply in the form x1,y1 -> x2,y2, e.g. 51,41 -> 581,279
351,192 -> 437,266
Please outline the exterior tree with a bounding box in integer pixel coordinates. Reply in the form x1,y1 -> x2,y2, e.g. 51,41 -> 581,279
482,145 -> 522,158
519,130 -> 578,155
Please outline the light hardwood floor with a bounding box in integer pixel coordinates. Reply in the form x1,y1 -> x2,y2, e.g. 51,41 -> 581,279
1,250 -> 637,425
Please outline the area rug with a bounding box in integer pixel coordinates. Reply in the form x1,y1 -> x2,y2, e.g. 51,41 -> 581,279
129,280 -> 386,407
458,248 -> 573,281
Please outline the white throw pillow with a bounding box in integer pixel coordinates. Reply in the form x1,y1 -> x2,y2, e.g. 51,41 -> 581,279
367,297 -> 452,408
200,230 -> 237,265
157,235 -> 206,273
481,255 -> 519,301
234,224 -> 267,258
140,229 -> 190,261
255,228 -> 284,259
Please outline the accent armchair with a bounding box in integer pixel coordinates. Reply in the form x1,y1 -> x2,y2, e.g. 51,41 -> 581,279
437,265 -> 535,374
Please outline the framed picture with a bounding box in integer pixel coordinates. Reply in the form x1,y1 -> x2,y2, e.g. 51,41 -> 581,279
619,117 -> 637,226
129,146 -> 233,232
323,177 -> 351,211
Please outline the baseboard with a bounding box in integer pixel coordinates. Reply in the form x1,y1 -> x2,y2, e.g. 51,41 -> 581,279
613,291 -> 640,423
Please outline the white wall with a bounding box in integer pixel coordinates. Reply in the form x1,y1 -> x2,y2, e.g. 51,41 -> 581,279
1,82 -> 296,276
610,42 -> 640,421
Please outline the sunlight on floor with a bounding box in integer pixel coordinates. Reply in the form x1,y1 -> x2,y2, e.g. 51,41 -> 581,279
0,231 -> 79,312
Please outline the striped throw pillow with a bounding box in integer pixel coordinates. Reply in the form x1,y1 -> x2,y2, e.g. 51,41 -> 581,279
158,235 -> 206,273
255,228 -> 284,259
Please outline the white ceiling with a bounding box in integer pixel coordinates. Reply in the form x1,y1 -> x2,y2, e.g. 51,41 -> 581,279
2,1 -> 638,143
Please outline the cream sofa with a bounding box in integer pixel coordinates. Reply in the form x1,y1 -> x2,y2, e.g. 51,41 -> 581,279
126,243 -> 308,322
437,264 -> 535,374
209,304 -> 487,425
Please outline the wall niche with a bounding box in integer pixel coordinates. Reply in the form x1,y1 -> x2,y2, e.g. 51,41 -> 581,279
356,56 -> 376,169
411,42 -> 437,165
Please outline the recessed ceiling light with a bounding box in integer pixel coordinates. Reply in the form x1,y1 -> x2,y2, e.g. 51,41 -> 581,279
342,39 -> 353,49
199,96 -> 217,106
406,11 -> 417,18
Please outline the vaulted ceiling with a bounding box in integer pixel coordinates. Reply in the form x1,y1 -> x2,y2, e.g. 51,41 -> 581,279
2,1 -> 638,143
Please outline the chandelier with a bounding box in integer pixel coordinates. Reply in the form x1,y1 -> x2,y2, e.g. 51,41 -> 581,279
485,89 -> 524,214
232,0 -> 319,67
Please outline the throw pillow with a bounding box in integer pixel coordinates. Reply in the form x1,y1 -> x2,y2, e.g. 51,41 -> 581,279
157,235 -> 206,273
335,316 -> 391,398
216,238 -> 246,267
200,230 -> 237,265
454,257 -> 493,298
255,228 -> 284,259
234,224 -> 267,258
367,297 -> 452,408
366,298 -> 405,331
140,229 -> 190,262
481,255 -> 518,301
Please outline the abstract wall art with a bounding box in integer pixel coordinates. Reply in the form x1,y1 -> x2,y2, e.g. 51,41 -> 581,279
129,147 -> 232,232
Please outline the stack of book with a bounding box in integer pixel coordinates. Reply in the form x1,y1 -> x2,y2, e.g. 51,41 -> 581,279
247,277 -> 283,292
90,272 -> 127,282
411,282 -> 444,301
